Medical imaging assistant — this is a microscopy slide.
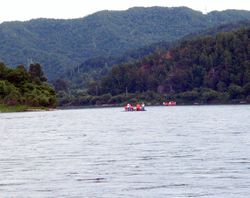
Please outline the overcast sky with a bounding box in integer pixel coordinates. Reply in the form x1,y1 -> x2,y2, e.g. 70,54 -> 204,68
1,0 -> 249,23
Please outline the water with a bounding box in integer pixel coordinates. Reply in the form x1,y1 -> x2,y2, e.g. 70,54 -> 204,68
0,105 -> 250,197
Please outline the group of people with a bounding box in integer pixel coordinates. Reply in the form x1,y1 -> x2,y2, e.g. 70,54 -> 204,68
125,103 -> 145,111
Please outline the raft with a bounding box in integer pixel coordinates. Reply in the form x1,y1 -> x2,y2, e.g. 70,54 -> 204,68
124,107 -> 146,111
163,101 -> 176,106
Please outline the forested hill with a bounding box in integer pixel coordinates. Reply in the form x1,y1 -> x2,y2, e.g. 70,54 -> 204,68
86,28 -> 250,105
67,20 -> 250,90
0,63 -> 56,108
1,7 -> 250,80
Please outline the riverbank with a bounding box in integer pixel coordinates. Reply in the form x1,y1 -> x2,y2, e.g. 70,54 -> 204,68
58,100 -> 250,111
0,104 -> 53,113
1,101 -> 249,113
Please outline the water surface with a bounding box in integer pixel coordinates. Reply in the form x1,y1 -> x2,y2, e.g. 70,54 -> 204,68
0,105 -> 250,197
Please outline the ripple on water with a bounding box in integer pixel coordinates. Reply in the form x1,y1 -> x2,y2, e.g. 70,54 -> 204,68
0,105 -> 250,197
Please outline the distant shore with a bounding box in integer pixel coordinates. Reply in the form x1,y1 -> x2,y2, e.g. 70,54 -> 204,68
1,102 -> 249,113
0,104 -> 54,113
59,101 -> 249,110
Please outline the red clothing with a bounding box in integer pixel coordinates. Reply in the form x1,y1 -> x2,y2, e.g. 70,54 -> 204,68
136,104 -> 141,111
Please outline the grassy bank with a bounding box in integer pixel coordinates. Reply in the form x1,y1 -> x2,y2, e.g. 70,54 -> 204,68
0,104 -> 29,112
0,104 -> 51,113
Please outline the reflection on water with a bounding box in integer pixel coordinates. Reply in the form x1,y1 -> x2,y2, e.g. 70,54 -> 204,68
0,105 -> 250,197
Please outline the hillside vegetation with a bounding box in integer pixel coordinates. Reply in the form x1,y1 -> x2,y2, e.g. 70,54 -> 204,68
60,28 -> 250,106
0,63 -> 56,109
66,20 -> 250,90
1,7 -> 250,79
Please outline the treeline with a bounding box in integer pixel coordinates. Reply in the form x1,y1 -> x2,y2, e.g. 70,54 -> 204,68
0,63 -> 57,107
57,90 -> 165,106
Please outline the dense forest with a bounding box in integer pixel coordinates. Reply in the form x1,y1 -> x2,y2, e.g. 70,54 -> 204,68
58,28 -> 250,106
0,63 -> 56,108
66,20 -> 250,90
65,42 -> 171,90
1,7 -> 250,80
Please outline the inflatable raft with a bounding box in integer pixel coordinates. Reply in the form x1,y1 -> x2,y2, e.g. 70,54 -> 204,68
163,101 -> 176,106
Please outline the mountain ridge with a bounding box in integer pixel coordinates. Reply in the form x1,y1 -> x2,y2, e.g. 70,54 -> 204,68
4,6 -> 250,24
1,7 -> 250,80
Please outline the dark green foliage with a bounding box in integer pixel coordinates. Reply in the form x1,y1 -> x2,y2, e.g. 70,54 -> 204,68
53,79 -> 69,92
1,7 -> 250,80
68,20 -> 250,91
67,42 -> 171,90
243,82 -> 250,95
29,63 -> 47,82
228,84 -> 244,99
87,28 -> 250,105
58,91 -> 164,106
0,62 -> 56,107
178,90 -> 199,102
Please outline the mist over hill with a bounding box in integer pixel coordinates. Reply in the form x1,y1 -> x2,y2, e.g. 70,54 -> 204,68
0,6 -> 250,80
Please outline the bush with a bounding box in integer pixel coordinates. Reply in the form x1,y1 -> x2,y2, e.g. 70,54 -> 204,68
109,94 -> 126,104
228,84 -> 244,99
38,96 -> 49,107
99,93 -> 112,104
0,63 -> 57,108
218,92 -> 230,103
89,96 -> 99,105
4,90 -> 22,105
243,82 -> 250,96
201,89 -> 220,102
0,80 -> 12,97
178,90 -> 199,102
217,81 -> 227,92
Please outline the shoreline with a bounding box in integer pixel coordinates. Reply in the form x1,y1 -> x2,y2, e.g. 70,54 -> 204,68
1,102 -> 249,113
58,102 -> 250,111
0,104 -> 55,113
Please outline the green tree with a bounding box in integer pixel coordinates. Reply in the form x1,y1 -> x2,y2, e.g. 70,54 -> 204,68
29,63 -> 47,82
4,89 -> 22,105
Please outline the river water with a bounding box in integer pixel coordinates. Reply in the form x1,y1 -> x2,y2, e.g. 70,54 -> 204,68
0,105 -> 250,197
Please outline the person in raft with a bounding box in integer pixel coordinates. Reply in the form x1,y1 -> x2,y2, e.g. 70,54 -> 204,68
126,103 -> 130,111
141,102 -> 145,111
125,103 -> 133,111
136,103 -> 142,111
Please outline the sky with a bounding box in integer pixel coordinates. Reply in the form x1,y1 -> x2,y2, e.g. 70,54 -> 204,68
0,0 -> 249,23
